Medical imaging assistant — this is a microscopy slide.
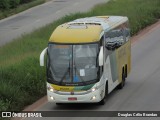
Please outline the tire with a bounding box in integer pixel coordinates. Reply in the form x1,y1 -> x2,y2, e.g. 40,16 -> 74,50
56,103 -> 62,105
118,72 -> 125,89
125,65 -> 128,78
98,82 -> 108,105
99,97 -> 105,105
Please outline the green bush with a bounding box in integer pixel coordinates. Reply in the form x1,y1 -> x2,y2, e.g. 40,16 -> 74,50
10,0 -> 20,8
0,0 -> 20,9
0,0 -> 36,10
0,0 -> 10,10
20,0 -> 33,4
0,99 -> 11,111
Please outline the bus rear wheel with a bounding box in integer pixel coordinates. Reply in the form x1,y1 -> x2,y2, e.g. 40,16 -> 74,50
118,71 -> 125,89
125,64 -> 128,78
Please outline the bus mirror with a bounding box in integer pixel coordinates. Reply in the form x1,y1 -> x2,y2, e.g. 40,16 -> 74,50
99,46 -> 103,66
40,47 -> 48,66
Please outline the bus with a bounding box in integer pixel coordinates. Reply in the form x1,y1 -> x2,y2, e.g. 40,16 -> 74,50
40,16 -> 131,105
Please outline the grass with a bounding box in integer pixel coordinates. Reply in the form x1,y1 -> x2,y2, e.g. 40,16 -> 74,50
0,0 -> 45,20
0,0 -> 160,113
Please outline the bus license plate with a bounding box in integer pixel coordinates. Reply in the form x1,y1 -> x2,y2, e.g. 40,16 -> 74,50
68,97 -> 77,101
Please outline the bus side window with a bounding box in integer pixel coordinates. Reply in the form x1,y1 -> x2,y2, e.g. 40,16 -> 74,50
123,21 -> 130,42
105,22 -> 131,51
124,28 -> 130,42
105,31 -> 115,51
105,29 -> 123,51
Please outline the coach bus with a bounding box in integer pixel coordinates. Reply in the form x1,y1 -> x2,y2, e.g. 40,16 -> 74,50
40,16 -> 131,105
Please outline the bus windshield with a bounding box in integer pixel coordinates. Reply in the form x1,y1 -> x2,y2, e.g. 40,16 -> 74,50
47,43 -> 99,86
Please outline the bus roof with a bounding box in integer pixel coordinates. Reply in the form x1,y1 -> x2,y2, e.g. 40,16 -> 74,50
49,16 -> 128,43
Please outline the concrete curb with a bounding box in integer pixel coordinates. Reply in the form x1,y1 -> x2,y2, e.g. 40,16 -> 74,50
23,96 -> 47,111
12,96 -> 47,120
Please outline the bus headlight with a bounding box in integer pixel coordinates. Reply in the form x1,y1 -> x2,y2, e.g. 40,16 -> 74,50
47,84 -> 54,92
49,88 -> 54,92
91,88 -> 96,92
49,96 -> 55,100
89,84 -> 101,93
91,86 -> 99,92
91,96 -> 96,100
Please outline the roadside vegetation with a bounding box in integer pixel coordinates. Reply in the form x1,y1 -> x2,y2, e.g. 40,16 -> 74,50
0,0 -> 45,20
0,0 -> 160,113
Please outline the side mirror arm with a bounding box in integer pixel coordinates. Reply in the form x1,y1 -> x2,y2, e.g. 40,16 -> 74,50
40,47 -> 48,66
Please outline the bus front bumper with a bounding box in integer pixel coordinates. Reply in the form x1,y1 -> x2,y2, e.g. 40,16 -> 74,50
47,87 -> 104,103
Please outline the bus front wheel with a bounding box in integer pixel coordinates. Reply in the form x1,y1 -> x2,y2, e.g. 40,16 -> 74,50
98,82 -> 108,105
56,103 -> 62,105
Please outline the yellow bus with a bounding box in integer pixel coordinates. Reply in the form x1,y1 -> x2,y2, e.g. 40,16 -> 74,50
40,16 -> 131,105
